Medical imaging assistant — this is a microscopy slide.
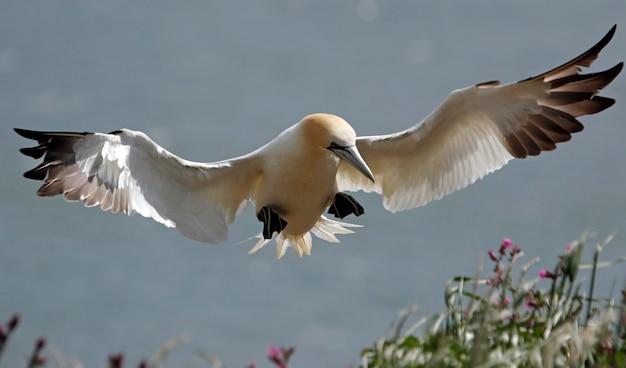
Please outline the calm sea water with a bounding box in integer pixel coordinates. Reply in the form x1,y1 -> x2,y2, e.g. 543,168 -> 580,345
1,1 -> 625,367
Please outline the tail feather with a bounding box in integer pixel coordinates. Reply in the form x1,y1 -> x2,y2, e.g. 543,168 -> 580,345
247,215 -> 361,259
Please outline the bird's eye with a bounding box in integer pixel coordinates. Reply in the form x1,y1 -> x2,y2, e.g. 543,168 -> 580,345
329,142 -> 341,149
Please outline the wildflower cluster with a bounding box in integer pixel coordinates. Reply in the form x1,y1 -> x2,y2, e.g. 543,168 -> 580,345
361,235 -> 626,367
485,238 -> 521,307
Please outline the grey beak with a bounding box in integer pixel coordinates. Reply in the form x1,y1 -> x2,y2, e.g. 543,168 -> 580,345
330,145 -> 375,183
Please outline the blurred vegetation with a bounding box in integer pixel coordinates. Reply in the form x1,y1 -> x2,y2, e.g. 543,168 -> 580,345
1,234 -> 624,368
360,234 -> 626,368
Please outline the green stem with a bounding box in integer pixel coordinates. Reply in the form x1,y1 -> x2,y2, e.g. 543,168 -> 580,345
585,247 -> 600,326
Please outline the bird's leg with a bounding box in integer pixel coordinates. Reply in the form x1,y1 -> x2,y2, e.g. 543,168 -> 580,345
256,206 -> 288,240
328,192 -> 364,219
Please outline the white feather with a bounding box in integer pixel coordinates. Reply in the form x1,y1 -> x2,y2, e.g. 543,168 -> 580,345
72,129 -> 260,242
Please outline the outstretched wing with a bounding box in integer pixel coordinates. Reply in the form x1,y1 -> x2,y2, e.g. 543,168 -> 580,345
15,128 -> 261,243
337,25 -> 622,212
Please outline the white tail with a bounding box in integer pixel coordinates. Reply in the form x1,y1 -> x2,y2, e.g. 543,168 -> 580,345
247,216 -> 362,259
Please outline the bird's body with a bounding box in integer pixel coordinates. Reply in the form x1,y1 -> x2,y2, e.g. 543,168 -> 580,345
256,140 -> 336,235
254,115 -> 344,234
16,26 -> 623,258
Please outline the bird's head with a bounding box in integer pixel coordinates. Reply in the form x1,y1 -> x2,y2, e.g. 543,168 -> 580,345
300,113 -> 375,183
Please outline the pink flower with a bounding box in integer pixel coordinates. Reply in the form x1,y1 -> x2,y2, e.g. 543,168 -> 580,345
502,238 -> 512,248
488,250 -> 497,261
499,238 -> 513,255
267,346 -> 281,359
493,297 -> 510,307
539,269 -> 556,280
525,300 -> 534,309
267,346 -> 284,366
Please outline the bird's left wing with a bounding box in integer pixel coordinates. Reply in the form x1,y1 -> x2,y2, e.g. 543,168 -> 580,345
15,128 -> 261,243
337,25 -> 622,212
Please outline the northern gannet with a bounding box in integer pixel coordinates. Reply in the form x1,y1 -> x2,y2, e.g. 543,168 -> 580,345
16,26 -> 623,258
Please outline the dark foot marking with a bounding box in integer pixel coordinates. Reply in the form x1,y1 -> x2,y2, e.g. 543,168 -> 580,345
256,206 -> 288,240
328,192 -> 364,219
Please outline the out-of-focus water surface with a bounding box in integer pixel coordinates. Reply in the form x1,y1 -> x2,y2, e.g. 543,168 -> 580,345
1,1 -> 625,366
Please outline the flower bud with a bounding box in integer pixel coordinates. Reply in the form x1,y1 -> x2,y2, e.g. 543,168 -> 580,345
35,337 -> 46,350
7,314 -> 19,332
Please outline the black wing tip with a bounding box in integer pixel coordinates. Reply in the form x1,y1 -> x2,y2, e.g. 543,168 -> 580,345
14,128 -> 92,140
15,129 -> 46,160
520,25 -> 620,83
19,146 -> 46,159
602,61 -> 624,82
23,162 -> 48,180
593,96 -> 616,110
14,128 -> 41,140
607,24 -> 617,39
23,170 -> 45,181
591,24 -> 618,56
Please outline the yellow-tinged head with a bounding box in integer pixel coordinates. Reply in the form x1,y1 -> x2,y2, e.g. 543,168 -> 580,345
300,113 -> 357,148
299,113 -> 375,183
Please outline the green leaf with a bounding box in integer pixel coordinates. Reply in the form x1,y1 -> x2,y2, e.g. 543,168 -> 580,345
399,335 -> 420,349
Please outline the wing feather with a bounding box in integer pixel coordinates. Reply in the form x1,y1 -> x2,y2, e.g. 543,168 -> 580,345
337,26 -> 622,212
15,128 -> 261,243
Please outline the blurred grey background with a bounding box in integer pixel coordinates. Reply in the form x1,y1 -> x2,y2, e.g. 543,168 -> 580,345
1,1 -> 625,367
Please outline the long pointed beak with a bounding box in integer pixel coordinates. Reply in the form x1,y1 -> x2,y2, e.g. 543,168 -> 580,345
331,145 -> 375,183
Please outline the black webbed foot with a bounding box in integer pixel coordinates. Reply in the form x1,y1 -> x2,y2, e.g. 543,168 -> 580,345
256,206 -> 288,239
328,192 -> 364,219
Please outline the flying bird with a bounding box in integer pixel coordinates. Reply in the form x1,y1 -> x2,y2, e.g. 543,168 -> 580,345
16,26 -> 623,259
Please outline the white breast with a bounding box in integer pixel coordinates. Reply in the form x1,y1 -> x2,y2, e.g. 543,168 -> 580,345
254,129 -> 340,235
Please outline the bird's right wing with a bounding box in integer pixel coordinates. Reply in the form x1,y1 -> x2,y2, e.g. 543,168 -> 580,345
337,25 -> 622,212
15,128 -> 262,243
